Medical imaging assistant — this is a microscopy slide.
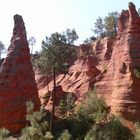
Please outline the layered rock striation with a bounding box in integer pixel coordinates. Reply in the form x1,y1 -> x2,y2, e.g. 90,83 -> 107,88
35,2 -> 140,122
36,38 -> 113,106
36,54 -> 101,105
95,2 -> 140,121
0,15 -> 40,133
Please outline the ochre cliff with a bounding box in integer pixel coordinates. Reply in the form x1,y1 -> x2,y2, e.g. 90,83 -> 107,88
35,2 -> 140,122
111,2 -> 140,121
95,2 -> 140,121
36,38 -> 112,105
0,15 -> 40,133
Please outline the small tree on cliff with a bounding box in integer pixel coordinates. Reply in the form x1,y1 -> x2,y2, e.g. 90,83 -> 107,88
83,36 -> 97,44
0,41 -> 5,59
28,36 -> 36,54
19,101 -> 53,140
34,28 -> 78,132
138,8 -> 140,16
92,11 -> 119,38
92,17 -> 105,38
104,11 -> 119,38
34,29 -> 78,75
64,28 -> 79,45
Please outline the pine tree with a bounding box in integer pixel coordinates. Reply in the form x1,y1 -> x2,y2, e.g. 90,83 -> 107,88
19,101 -> 53,140
92,17 -> 105,38
104,11 -> 119,38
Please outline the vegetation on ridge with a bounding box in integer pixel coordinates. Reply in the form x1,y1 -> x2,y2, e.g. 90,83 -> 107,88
33,28 -> 78,75
1,90 -> 137,140
92,11 -> 119,38
1,4 -> 140,140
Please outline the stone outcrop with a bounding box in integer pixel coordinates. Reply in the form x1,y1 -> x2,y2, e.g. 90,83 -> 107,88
35,2 -> 140,122
59,56 -> 100,98
93,37 -> 113,60
92,37 -> 113,70
46,85 -> 66,112
95,2 -> 140,121
0,14 -> 40,133
36,54 -> 101,106
35,37 -> 113,106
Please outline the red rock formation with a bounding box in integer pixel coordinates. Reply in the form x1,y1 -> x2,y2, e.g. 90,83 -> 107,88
46,85 -> 66,112
35,2 -> 140,122
92,37 -> 113,70
35,37 -> 114,102
95,2 -> 140,121
35,38 -> 113,106
36,53 -> 101,106
59,56 -> 100,96
93,37 -> 113,61
0,15 -> 40,133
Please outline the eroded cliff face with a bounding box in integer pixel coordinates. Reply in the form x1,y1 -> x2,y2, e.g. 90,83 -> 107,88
36,38 -> 113,106
0,15 -> 40,133
35,2 -> 140,122
111,2 -> 140,121
95,2 -> 140,121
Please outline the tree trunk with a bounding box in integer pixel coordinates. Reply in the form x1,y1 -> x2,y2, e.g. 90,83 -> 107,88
47,75 -> 49,92
49,66 -> 56,132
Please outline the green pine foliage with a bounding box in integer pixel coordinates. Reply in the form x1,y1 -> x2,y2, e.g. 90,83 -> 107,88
59,93 -> 75,119
61,90 -> 109,139
138,8 -> 140,16
19,101 -> 53,140
0,128 -> 10,139
58,130 -> 71,140
33,29 -> 78,75
0,91 -> 136,140
92,17 -> 105,38
75,90 -> 108,123
0,41 -> 5,59
92,11 -> 119,38
59,99 -> 67,118
134,123 -> 140,140
104,11 -> 119,38
85,116 -> 134,140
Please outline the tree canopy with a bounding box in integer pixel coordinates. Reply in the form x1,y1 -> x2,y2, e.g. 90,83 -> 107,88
138,8 -> 140,16
92,17 -> 105,38
34,28 -> 78,75
0,41 -> 5,59
92,11 -> 119,38
104,11 -> 119,37
28,36 -> 36,54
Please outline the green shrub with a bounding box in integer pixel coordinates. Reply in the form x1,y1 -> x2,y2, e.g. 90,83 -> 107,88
62,90 -> 108,139
18,93 -> 134,140
106,116 -> 133,140
19,101 -> 53,140
75,90 -> 108,123
134,123 -> 140,140
58,130 -> 71,140
0,128 -> 10,139
85,116 -> 134,140
84,125 -> 109,140
59,93 -> 75,119
66,118 -> 90,139
59,99 -> 67,118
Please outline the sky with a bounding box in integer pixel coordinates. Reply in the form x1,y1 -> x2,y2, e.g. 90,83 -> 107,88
0,0 -> 140,54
